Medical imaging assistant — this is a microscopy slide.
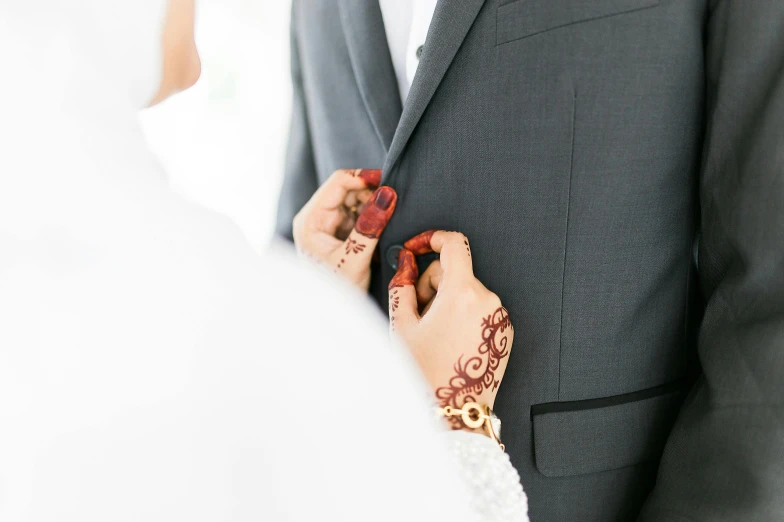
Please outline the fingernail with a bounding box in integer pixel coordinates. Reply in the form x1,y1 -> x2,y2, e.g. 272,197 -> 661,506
389,248 -> 418,289
403,230 -> 437,255
355,187 -> 397,239
358,169 -> 382,188
375,186 -> 395,210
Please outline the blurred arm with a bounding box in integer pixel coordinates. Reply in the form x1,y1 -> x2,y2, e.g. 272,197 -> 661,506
275,0 -> 319,241
445,431 -> 529,522
639,1 -> 784,519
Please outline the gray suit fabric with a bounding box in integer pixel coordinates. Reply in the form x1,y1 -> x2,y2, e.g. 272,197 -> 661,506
276,1 -> 784,520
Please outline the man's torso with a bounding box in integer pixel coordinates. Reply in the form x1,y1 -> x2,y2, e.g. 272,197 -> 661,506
292,1 -> 707,519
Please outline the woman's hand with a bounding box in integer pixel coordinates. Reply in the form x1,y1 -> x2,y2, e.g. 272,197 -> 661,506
293,169 -> 397,290
389,230 -> 514,415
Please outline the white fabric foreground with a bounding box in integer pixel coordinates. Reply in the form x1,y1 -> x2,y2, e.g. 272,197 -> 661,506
0,1 -> 527,520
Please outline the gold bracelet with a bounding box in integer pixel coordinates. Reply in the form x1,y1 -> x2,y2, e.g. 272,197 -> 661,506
435,402 -> 504,451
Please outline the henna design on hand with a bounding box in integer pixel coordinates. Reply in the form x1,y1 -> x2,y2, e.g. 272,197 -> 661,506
356,168 -> 382,188
388,249 -> 417,331
388,248 -> 418,289
435,307 -> 512,428
335,238 -> 367,271
355,186 -> 396,239
389,288 -> 400,312
405,230 -> 472,258
345,238 -> 366,255
403,229 -> 437,255
389,288 -> 400,331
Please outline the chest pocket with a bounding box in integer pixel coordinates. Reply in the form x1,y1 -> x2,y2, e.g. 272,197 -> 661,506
496,0 -> 660,46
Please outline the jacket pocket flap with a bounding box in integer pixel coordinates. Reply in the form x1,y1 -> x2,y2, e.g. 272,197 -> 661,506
531,383 -> 685,478
497,0 -> 660,46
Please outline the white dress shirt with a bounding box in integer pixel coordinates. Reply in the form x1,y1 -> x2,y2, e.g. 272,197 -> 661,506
379,0 -> 438,102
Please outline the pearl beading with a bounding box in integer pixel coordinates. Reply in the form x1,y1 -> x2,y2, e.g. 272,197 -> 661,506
444,431 -> 529,522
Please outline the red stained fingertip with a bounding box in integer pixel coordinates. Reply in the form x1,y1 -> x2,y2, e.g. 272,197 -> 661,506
403,230 -> 437,255
357,169 -> 382,188
389,248 -> 418,289
354,186 -> 397,239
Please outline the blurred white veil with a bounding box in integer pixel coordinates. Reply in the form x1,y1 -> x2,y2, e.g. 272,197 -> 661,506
0,0 -> 165,108
0,2 -> 473,521
0,0 -> 170,241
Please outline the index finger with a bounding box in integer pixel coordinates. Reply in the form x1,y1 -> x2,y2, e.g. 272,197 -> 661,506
403,230 -> 474,280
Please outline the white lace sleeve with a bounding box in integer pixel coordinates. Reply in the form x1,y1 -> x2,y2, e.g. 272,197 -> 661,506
444,430 -> 530,522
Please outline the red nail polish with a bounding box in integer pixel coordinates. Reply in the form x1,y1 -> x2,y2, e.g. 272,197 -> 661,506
375,186 -> 394,210
403,230 -> 437,255
355,187 -> 397,239
389,248 -> 418,289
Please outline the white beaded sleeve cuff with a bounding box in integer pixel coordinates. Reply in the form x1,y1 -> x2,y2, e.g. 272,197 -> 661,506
444,430 -> 529,522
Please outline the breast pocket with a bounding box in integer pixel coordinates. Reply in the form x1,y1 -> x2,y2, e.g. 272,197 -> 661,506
496,0 -> 660,46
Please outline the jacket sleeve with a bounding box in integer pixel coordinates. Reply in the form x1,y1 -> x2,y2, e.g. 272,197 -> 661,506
274,0 -> 320,241
639,1 -> 784,520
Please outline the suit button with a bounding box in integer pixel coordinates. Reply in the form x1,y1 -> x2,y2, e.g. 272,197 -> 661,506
386,245 -> 404,270
415,45 -> 424,60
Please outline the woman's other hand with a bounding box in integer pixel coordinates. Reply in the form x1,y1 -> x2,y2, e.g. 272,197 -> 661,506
293,169 -> 396,290
389,230 -> 514,414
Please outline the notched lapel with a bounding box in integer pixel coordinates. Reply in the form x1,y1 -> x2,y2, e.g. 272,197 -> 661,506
338,0 -> 402,153
383,0 -> 487,179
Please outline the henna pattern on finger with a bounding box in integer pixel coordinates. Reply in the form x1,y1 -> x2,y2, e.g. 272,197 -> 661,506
354,186 -> 396,239
388,249 -> 417,332
404,229 -> 437,255
345,238 -> 366,255
335,185 -> 394,274
389,288 -> 400,332
435,307 -> 512,429
389,289 -> 400,312
336,240 -> 366,270
388,248 -> 418,289
356,168 -> 382,188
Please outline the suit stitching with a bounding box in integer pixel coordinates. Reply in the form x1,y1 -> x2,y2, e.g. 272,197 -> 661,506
496,2 -> 660,47
557,90 -> 577,401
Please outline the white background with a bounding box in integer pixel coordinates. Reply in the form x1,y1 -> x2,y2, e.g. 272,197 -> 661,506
140,0 -> 292,253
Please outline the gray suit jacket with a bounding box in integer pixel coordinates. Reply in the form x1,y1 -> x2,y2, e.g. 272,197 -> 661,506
276,1 -> 784,520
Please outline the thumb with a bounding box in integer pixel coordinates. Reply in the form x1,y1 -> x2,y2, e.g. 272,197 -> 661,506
337,186 -> 397,274
388,248 -> 419,333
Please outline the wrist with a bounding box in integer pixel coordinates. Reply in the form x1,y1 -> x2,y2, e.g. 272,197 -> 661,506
435,402 -> 504,450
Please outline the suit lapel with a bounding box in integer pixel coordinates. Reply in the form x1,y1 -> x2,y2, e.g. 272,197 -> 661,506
338,0 -> 402,153
383,0 -> 487,177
